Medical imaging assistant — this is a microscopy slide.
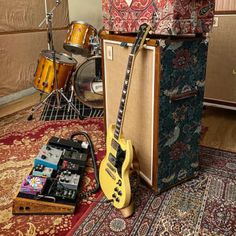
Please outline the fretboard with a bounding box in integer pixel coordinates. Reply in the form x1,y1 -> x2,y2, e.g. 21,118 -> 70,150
114,54 -> 134,140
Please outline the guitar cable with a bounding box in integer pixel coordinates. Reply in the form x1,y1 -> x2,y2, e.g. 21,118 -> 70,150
70,131 -> 115,204
70,131 -> 100,201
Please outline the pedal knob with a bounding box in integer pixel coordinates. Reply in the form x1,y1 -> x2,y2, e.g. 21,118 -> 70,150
41,155 -> 47,159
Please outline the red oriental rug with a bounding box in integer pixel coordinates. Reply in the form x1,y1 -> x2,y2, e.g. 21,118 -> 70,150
69,146 -> 236,236
0,109 -> 105,236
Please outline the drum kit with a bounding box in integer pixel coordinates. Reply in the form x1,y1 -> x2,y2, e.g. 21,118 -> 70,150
28,0 -> 103,120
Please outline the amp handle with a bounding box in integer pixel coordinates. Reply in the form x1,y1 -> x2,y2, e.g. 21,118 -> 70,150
170,90 -> 198,102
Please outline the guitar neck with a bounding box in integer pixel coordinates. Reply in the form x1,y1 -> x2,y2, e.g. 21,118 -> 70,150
112,23 -> 151,140
114,54 -> 135,140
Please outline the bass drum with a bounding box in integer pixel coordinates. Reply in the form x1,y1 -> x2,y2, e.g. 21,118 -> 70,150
73,56 -> 103,108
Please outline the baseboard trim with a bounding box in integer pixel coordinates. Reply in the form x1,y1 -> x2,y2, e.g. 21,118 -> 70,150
0,87 -> 36,106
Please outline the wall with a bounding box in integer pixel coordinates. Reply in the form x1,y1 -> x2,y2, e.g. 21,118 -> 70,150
68,0 -> 103,30
0,0 -> 69,100
215,0 -> 236,11
67,0 -> 103,66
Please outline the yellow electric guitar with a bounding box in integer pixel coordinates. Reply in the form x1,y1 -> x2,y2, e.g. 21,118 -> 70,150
99,23 -> 151,214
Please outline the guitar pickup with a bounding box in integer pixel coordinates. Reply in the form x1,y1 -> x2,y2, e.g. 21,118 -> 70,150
108,154 -> 116,166
105,168 -> 115,180
107,163 -> 116,173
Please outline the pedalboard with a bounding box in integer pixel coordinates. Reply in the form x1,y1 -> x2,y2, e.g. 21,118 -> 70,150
13,136 -> 89,215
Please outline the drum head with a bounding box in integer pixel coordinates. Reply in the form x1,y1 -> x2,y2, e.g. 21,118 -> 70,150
41,50 -> 77,65
63,44 -> 91,57
73,56 -> 103,108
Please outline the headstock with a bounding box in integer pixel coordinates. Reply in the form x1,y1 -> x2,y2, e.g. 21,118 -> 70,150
131,23 -> 151,55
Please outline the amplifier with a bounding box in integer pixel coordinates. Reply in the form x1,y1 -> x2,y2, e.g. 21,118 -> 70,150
102,33 -> 208,192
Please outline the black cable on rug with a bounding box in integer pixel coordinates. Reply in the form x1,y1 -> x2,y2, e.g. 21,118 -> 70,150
70,131 -> 100,200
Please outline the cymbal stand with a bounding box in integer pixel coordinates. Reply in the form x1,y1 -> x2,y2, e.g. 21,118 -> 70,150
28,0 -> 81,120
89,34 -> 101,57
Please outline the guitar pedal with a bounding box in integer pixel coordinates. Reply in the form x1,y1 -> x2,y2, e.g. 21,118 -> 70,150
34,145 -> 63,170
32,164 -> 53,178
58,171 -> 80,190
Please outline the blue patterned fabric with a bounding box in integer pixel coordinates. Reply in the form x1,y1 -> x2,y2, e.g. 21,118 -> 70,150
157,38 -> 208,192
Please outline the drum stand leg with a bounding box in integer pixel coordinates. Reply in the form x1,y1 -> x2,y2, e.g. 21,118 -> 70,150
27,88 -> 81,121
27,91 -> 54,120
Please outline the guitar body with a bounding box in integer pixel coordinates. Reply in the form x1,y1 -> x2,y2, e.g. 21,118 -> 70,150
99,124 -> 133,209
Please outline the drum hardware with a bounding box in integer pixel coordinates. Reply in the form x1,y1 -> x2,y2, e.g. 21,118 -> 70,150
28,0 -> 81,120
89,34 -> 101,56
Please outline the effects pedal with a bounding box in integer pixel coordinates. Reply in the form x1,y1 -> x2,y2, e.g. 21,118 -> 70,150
34,145 -> 63,170
20,175 -> 47,195
62,149 -> 87,163
48,136 -> 89,152
32,164 -> 53,177
61,160 -> 80,173
54,186 -> 77,200
58,170 -> 80,190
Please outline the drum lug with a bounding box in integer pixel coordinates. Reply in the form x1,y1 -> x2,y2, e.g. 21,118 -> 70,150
42,81 -> 48,87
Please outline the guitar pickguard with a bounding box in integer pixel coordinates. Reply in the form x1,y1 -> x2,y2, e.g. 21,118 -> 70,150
108,145 -> 126,178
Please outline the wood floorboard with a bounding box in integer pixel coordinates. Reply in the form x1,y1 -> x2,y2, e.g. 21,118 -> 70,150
0,92 -> 41,119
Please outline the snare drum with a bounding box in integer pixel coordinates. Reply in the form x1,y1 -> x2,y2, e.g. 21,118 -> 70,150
63,21 -> 97,56
34,50 -> 77,94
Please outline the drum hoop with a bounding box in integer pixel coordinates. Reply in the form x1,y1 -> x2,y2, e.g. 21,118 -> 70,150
70,21 -> 97,31
63,42 -> 90,49
73,55 -> 103,109
40,50 -> 77,65
74,55 -> 101,73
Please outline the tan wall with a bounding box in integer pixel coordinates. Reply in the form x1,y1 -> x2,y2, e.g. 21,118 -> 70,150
68,0 -> 103,30
0,0 -> 69,97
215,0 -> 236,11
67,1 -> 103,67
0,30 -> 68,97
205,15 -> 236,104
0,0 -> 69,32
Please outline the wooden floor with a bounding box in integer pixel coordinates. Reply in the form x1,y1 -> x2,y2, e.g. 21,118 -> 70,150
0,94 -> 236,153
0,92 -> 41,119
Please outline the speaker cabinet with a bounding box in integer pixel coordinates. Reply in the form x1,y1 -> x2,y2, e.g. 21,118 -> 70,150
102,33 -> 208,192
